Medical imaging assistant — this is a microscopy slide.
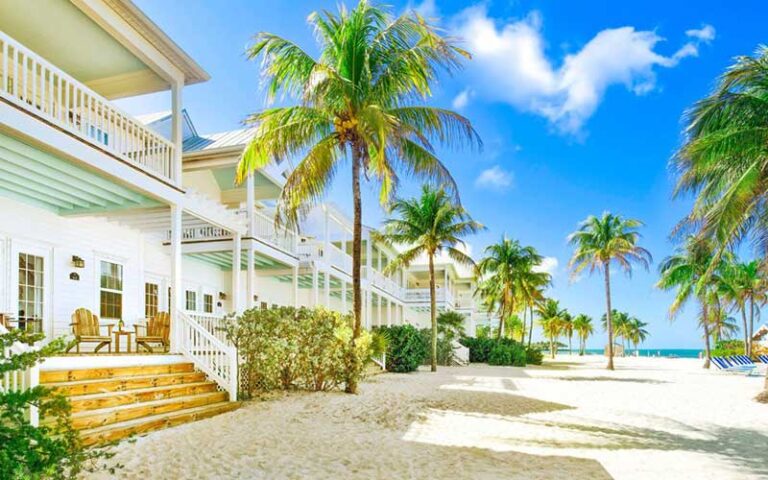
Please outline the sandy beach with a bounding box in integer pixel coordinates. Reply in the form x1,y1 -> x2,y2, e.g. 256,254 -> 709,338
87,355 -> 768,480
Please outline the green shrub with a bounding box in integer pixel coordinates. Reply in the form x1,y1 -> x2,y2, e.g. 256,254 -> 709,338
0,330 -> 114,479
418,328 -> 455,366
460,337 -> 495,362
376,325 -> 427,373
437,311 -> 466,340
711,339 -> 744,358
487,341 -> 527,366
525,347 -> 544,365
222,306 -> 371,397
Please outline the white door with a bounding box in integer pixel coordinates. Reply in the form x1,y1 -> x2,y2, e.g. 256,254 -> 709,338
11,243 -> 52,339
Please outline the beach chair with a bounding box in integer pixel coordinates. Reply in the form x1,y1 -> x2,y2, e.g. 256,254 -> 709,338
66,308 -> 113,353
712,356 -> 754,373
757,355 -> 768,364
729,355 -> 753,366
135,312 -> 171,353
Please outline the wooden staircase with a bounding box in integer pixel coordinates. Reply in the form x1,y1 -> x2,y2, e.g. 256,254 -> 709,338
41,361 -> 239,446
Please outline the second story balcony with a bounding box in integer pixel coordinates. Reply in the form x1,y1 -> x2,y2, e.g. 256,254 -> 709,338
0,31 -> 178,186
405,287 -> 455,307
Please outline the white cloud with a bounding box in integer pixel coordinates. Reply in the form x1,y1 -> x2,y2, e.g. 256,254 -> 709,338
452,88 -> 473,109
451,7 -> 715,133
534,256 -> 559,276
474,165 -> 513,190
412,0 -> 439,19
686,24 -> 716,42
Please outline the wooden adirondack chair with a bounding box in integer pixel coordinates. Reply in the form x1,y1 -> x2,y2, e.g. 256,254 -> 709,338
66,308 -> 113,353
135,312 -> 171,353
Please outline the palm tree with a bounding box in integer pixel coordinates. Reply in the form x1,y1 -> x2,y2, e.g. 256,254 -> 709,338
537,299 -> 565,358
602,310 -> 631,353
568,212 -> 652,369
519,265 -> 552,348
561,311 -> 574,355
719,260 -> 766,355
380,185 -> 481,372
657,236 -> 722,368
236,1 -> 480,392
626,317 -> 649,355
476,238 -> 546,339
504,315 -> 525,342
573,314 -> 594,356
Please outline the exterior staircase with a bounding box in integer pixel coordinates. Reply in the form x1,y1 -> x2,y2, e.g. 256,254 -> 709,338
41,360 -> 239,446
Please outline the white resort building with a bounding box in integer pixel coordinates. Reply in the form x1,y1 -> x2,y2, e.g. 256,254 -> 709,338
0,0 -> 482,444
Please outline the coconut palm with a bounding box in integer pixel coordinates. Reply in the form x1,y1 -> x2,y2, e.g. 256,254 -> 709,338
626,317 -> 650,354
573,314 -> 594,356
657,236 -> 722,368
568,212 -> 652,369
236,1 -> 480,392
504,315 -> 525,342
602,310 -> 631,353
476,238 -> 544,339
537,299 -> 566,358
381,185 -> 481,372
561,311 -> 574,355
718,259 -> 766,355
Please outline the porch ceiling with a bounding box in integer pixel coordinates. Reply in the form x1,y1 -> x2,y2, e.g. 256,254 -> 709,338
186,250 -> 291,271
0,132 -> 160,213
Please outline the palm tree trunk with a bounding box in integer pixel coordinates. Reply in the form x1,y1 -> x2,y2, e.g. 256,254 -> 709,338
428,253 -> 437,372
604,263 -> 614,370
521,308 -> 527,344
346,145 -> 363,394
741,307 -> 749,356
701,299 -> 711,369
527,308 -> 534,348
569,334 -> 572,355
749,296 -> 755,356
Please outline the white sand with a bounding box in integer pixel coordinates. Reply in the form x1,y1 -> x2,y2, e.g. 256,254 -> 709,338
86,355 -> 768,479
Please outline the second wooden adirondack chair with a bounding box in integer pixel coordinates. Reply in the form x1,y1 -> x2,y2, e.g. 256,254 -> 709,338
66,308 -> 113,353
135,312 -> 171,353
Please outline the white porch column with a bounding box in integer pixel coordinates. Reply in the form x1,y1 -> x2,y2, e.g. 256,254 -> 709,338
170,80 -> 183,184
246,174 -> 256,308
232,234 -> 241,313
387,298 -> 392,327
292,265 -> 299,308
170,205 -> 183,353
365,289 -> 372,329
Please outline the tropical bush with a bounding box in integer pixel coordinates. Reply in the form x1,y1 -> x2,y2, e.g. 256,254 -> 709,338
437,311 -> 466,340
460,337 -> 533,366
711,339 -> 744,358
460,337 -> 495,363
222,306 -> 372,397
525,347 -> 544,365
0,330 -> 114,479
375,325 -> 426,373
488,341 -> 527,366
419,328 -> 455,367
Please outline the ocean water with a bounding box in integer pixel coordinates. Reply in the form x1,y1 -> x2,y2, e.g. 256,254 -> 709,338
582,348 -> 703,359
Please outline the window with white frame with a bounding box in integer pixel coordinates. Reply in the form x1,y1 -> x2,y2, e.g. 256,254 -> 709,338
203,294 -> 213,314
145,283 -> 159,318
100,261 -> 123,320
185,290 -> 197,311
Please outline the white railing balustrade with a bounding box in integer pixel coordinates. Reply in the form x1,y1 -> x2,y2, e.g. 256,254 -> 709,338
327,244 -> 352,272
240,209 -> 297,254
0,324 -> 40,425
405,288 -> 454,305
0,32 -> 176,184
297,242 -> 320,261
177,310 -> 238,401
188,312 -> 231,345
180,226 -> 230,242
363,267 -> 403,297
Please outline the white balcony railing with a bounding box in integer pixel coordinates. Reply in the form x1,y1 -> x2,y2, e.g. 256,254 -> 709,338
188,312 -> 231,345
364,267 -> 403,298
327,244 -> 353,272
0,324 -> 40,426
0,32 -> 176,184
405,287 -> 454,306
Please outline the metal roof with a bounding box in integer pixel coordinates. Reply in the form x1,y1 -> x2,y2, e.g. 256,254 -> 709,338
183,127 -> 256,154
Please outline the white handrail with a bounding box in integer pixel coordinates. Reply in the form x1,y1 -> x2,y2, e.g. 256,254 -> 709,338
0,31 -> 176,184
177,310 -> 238,401
188,312 -> 231,345
0,324 -> 40,425
250,209 -> 296,254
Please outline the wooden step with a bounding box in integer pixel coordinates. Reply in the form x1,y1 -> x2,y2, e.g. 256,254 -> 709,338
66,391 -> 228,430
45,371 -> 207,396
80,401 -> 240,446
41,363 -> 195,383
69,382 -> 218,413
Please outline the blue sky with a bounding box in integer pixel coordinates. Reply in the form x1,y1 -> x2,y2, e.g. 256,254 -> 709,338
122,0 -> 768,349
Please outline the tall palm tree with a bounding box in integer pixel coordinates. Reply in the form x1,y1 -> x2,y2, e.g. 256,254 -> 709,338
537,299 -> 565,358
626,317 -> 649,354
236,1 -> 480,392
504,315 -> 525,342
561,311 -> 574,355
673,47 -> 768,397
476,238 -> 544,339
568,212 -> 652,370
656,236 -> 722,368
573,314 -> 594,356
602,310 -> 631,353
380,185 -> 481,372
520,265 -> 552,348
719,260 -> 766,355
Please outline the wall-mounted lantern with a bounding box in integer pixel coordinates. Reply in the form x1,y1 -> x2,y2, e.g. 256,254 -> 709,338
218,292 -> 227,301
71,256 -> 85,268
